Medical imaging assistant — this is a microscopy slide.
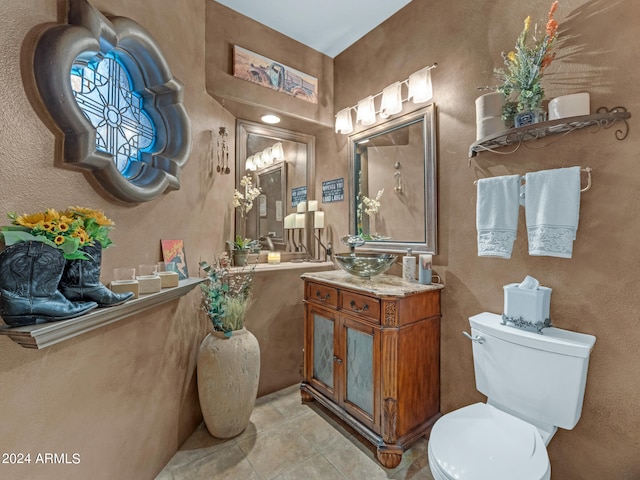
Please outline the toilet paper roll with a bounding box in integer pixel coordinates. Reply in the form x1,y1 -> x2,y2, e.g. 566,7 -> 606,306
548,93 -> 590,120
476,116 -> 507,140
475,92 -> 505,120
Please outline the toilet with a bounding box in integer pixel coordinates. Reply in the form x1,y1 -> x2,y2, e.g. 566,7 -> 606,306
428,312 -> 596,480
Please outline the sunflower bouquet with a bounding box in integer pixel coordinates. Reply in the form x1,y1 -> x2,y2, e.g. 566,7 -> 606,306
0,206 -> 115,260
494,1 -> 559,122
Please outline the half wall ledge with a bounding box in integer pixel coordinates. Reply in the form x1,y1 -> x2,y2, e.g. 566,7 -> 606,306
0,277 -> 204,349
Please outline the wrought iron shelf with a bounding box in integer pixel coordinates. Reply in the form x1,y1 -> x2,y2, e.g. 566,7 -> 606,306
469,107 -> 631,158
0,277 -> 203,349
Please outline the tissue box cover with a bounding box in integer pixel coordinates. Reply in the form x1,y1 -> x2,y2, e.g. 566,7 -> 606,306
503,283 -> 551,330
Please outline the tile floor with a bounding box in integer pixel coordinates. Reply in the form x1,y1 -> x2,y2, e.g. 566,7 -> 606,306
155,383 -> 435,480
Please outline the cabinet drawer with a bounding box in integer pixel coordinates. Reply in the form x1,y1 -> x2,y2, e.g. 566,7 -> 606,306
306,282 -> 338,308
340,291 -> 380,323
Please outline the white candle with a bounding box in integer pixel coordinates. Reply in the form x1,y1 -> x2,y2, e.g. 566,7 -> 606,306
295,213 -> 306,228
308,200 -> 318,211
284,213 -> 296,229
314,211 -> 325,229
267,251 -> 281,264
296,201 -> 307,213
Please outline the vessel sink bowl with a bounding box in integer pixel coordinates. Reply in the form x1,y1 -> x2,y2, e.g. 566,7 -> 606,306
334,253 -> 397,278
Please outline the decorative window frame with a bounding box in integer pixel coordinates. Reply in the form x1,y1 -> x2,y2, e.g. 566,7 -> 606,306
32,0 -> 191,203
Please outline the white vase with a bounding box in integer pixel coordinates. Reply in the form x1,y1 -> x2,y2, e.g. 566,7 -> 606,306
197,328 -> 260,438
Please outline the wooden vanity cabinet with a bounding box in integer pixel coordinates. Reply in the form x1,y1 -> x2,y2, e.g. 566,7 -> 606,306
301,272 -> 442,468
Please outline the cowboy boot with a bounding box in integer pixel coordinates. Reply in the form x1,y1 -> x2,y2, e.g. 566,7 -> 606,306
59,243 -> 133,307
0,242 -> 98,327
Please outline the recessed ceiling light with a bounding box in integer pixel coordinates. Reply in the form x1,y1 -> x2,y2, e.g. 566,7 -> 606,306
261,114 -> 281,124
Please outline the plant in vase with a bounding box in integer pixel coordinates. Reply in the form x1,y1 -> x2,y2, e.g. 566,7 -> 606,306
357,189 -> 384,241
197,255 -> 260,438
0,206 -> 132,327
494,1 -> 559,127
199,254 -> 255,336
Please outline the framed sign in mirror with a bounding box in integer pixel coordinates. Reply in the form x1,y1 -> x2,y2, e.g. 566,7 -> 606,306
349,105 -> 437,254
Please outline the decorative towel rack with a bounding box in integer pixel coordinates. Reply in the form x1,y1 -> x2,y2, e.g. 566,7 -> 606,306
474,167 -> 592,193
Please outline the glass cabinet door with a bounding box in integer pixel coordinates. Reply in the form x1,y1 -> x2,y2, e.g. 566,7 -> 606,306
305,304 -> 338,401
312,311 -> 335,388
342,317 -> 379,428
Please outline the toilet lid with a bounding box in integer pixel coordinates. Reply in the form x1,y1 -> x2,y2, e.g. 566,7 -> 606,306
429,403 -> 550,480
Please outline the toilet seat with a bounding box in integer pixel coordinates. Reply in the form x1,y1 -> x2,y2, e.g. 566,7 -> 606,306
428,403 -> 551,480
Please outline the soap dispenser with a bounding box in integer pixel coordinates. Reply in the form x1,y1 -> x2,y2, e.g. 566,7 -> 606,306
402,248 -> 416,282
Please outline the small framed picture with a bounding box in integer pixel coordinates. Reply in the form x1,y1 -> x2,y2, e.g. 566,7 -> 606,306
160,239 -> 189,280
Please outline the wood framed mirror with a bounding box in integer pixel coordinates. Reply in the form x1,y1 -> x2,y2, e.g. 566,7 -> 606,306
236,120 -> 315,249
348,105 -> 437,254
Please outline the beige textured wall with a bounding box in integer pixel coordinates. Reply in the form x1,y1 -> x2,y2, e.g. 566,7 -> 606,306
0,0 -> 232,478
333,0 -> 640,478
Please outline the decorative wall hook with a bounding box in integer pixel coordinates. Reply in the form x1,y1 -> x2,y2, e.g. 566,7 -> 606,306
217,126 -> 230,174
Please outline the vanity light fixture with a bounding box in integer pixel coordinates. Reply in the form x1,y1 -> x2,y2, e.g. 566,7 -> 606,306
261,148 -> 273,166
245,155 -> 257,171
271,142 -> 285,161
380,81 -> 403,119
408,66 -> 434,103
335,107 -> 354,134
246,141 -> 285,172
334,63 -> 437,134
261,114 -> 281,124
356,96 -> 377,126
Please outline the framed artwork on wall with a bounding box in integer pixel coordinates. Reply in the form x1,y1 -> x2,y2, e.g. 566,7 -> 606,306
233,45 -> 318,104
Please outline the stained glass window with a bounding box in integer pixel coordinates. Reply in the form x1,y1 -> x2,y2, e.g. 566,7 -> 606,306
70,53 -> 155,178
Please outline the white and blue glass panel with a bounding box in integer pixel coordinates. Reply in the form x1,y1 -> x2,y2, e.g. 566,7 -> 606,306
70,54 -> 155,178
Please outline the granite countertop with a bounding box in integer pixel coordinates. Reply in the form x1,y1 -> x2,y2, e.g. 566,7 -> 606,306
301,270 -> 444,297
231,261 -> 333,273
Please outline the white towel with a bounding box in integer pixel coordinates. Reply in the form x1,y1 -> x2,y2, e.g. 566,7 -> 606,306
524,166 -> 581,258
476,175 -> 521,258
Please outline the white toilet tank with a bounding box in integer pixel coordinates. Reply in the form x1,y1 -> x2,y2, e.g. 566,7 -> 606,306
470,312 -> 596,430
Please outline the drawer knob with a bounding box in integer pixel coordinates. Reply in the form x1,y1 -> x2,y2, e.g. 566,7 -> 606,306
349,300 -> 369,313
315,290 -> 331,301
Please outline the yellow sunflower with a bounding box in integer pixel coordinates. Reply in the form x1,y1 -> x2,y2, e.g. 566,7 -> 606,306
66,206 -> 114,226
72,228 -> 89,245
14,212 -> 45,228
44,208 -> 60,222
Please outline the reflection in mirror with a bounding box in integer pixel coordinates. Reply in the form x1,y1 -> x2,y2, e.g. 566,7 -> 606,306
349,105 -> 437,254
236,120 -> 315,250
256,163 -> 286,245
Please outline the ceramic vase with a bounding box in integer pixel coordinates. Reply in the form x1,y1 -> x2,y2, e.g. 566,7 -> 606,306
232,250 -> 249,266
197,328 -> 260,438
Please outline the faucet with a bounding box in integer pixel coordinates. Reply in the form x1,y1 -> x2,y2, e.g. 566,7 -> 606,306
259,234 -> 275,251
341,234 -> 365,253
